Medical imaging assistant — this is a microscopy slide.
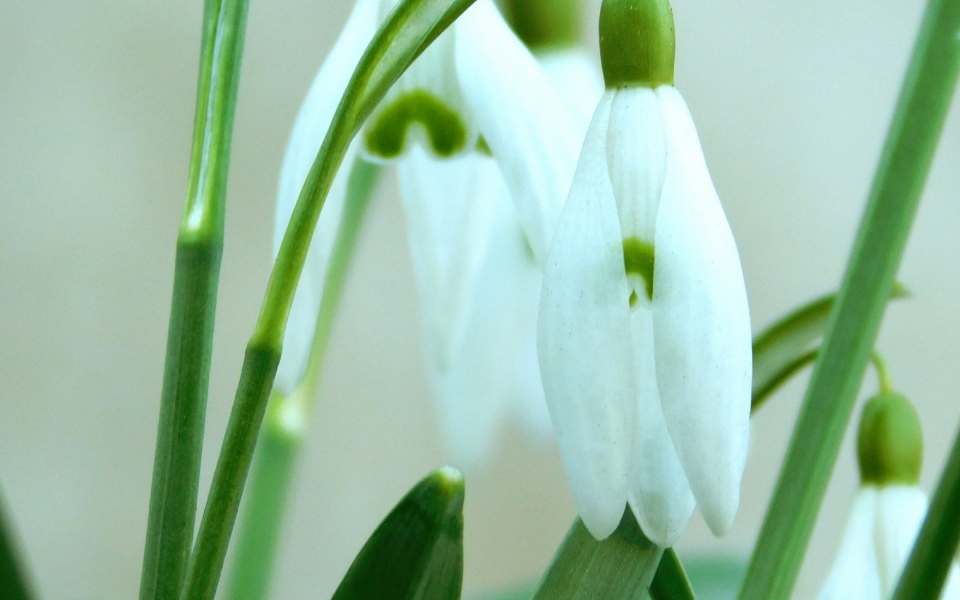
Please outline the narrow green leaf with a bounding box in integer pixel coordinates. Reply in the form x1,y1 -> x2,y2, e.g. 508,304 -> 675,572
140,0 -> 249,598
739,0 -> 960,597
532,511 -> 663,599
0,493 -> 32,600
182,2 -> 477,597
224,161 -> 381,600
331,467 -> 465,600
892,422 -> 960,600
650,549 -> 696,600
751,283 -> 908,411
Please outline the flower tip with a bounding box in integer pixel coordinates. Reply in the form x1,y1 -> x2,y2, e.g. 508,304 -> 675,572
580,508 -> 622,541
698,486 -> 740,538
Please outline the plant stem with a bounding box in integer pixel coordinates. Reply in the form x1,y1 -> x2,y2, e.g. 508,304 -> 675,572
892,421 -> 960,600
180,1 -> 477,597
738,0 -> 960,597
0,493 -> 32,600
224,161 -> 379,600
139,1 -> 249,599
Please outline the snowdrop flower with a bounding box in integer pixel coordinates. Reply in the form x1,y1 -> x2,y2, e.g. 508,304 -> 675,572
819,393 -> 960,600
418,0 -> 603,465
538,0 -> 751,544
273,0 -> 580,431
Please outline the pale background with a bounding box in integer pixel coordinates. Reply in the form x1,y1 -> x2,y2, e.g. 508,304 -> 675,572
1,0 -> 959,598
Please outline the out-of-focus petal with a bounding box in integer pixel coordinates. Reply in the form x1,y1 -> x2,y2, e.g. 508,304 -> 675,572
274,0 -> 380,394
538,95 -> 633,540
941,562 -> 960,600
606,87 -> 667,246
454,0 -> 580,265
397,147 -> 498,369
430,175 -> 547,465
818,488 -> 883,600
874,485 -> 928,596
652,86 -> 752,536
627,306 -> 695,547
536,49 -> 605,133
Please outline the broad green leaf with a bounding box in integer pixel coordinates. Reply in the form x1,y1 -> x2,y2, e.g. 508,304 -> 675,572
332,467 -> 464,600
739,0 -> 960,595
650,549 -> 697,600
751,283 -> 908,411
892,424 -> 960,599
532,511 -> 662,599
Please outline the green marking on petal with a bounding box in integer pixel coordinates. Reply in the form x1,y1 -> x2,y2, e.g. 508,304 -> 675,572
475,135 -> 492,156
857,392 -> 923,486
623,237 -> 655,301
365,89 -> 468,159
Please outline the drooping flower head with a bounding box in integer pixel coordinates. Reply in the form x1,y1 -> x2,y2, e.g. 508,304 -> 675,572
819,392 -> 960,600
538,0 -> 752,544
273,0 -> 584,464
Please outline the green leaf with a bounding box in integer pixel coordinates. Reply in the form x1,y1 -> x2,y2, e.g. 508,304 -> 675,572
750,284 -> 908,411
182,1 -> 477,598
532,511 -> 663,599
892,424 -> 960,600
650,549 -> 697,600
331,467 -> 465,600
738,0 -> 960,596
139,0 -> 249,598
0,493 -> 32,600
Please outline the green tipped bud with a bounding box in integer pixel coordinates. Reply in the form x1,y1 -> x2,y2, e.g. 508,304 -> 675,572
503,0 -> 581,50
599,0 -> 675,89
857,393 -> 923,486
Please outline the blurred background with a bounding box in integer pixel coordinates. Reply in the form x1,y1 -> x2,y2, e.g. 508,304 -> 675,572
1,0 -> 959,598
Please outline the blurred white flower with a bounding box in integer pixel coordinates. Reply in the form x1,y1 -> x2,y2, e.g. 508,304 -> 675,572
819,393 -> 960,600
272,0 -> 583,466
537,0 -> 751,544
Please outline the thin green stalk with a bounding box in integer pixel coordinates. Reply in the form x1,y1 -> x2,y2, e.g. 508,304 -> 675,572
532,511 -> 663,599
224,161 -> 380,600
0,492 -> 32,600
892,421 -> 960,600
180,2 -> 476,598
140,1 -> 249,599
738,0 -> 960,597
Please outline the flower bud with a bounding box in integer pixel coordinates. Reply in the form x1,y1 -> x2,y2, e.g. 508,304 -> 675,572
857,392 -> 923,486
502,0 -> 581,50
599,0 -> 675,89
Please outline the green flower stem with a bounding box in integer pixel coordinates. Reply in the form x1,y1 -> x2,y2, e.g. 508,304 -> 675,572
532,511 -> 663,599
180,1 -> 476,598
738,0 -> 960,597
0,492 -> 32,600
649,549 -> 696,600
224,161 -> 380,600
139,1 -> 249,599
892,420 -> 960,600
870,352 -> 895,395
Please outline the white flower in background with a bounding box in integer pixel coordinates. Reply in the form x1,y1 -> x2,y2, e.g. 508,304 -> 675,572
819,393 -> 960,600
273,0 -> 581,451
538,0 -> 751,544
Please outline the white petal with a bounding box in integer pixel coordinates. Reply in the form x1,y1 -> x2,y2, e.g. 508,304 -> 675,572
430,176 -> 547,465
397,147 -> 498,368
273,0 -> 380,395
652,86 -> 752,536
874,485 -> 928,597
454,0 -> 581,265
818,488 -> 883,600
607,88 -> 668,246
535,49 -> 605,134
627,306 -> 696,547
537,94 -> 633,540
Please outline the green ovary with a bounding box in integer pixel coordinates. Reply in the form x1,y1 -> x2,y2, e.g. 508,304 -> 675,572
623,237 -> 655,303
365,90 -> 469,159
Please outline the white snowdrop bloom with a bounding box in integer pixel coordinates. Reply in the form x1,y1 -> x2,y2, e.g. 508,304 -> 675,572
273,0 -> 580,398
537,0 -> 751,544
819,393 -> 960,600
